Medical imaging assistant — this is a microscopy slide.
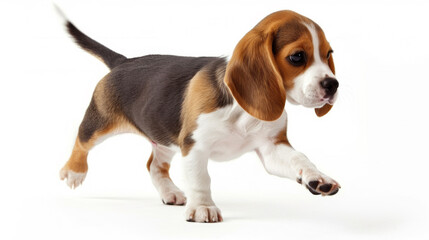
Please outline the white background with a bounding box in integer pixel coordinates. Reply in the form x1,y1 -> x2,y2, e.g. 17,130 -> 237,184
1,0 -> 428,239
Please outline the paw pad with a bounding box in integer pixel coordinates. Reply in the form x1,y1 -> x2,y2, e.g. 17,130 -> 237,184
329,188 -> 339,196
303,178 -> 340,196
319,183 -> 332,193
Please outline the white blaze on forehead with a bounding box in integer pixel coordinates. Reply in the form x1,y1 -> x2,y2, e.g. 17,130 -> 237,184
302,22 -> 335,78
303,22 -> 322,64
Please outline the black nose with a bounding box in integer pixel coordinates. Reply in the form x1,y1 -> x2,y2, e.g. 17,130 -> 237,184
320,78 -> 339,97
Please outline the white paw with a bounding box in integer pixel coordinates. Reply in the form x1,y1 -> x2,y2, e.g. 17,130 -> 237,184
185,205 -> 223,223
297,169 -> 340,196
60,169 -> 87,189
161,191 -> 187,206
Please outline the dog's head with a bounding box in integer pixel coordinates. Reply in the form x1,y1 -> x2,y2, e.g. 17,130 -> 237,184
225,10 -> 338,121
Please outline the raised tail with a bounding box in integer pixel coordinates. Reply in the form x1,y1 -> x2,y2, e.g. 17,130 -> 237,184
56,6 -> 127,69
66,22 -> 127,69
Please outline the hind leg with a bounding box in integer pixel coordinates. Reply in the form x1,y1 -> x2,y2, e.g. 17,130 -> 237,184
60,77 -> 141,188
60,87 -> 138,189
60,137 -> 90,189
147,142 -> 186,205
60,95 -> 116,188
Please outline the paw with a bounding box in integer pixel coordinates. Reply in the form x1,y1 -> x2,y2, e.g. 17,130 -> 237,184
185,205 -> 223,223
297,169 -> 340,196
60,168 -> 87,189
161,191 -> 187,206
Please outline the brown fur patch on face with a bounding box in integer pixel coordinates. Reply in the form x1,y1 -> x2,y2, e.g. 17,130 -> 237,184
179,70 -> 223,156
315,24 -> 335,74
274,29 -> 314,91
315,25 -> 335,74
273,20 -> 308,55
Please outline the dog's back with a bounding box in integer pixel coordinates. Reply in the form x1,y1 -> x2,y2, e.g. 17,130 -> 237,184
106,55 -> 228,145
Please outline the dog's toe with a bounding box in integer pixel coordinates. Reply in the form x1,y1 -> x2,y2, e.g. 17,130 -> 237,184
60,168 -> 87,189
300,170 -> 340,196
185,205 -> 223,223
161,191 -> 187,206
329,188 -> 339,196
308,180 -> 319,190
319,183 -> 332,193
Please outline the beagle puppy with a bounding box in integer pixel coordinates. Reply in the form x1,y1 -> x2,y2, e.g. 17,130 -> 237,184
59,10 -> 340,223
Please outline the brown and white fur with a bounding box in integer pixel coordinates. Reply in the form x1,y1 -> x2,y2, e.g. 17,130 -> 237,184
59,10 -> 340,223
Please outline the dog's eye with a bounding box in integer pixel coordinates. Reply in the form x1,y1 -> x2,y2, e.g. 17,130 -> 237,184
327,50 -> 334,60
287,51 -> 306,66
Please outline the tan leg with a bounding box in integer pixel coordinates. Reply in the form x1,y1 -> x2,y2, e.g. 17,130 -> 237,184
147,143 -> 186,205
60,76 -> 144,188
60,137 -> 91,189
60,77 -> 141,188
60,117 -> 140,189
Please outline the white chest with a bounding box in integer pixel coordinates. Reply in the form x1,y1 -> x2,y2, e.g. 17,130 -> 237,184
191,105 -> 287,162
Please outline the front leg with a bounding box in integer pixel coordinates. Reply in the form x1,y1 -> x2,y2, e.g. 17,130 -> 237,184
257,140 -> 340,196
182,150 -> 222,223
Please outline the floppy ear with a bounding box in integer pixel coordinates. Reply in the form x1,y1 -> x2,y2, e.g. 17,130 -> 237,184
225,29 -> 286,121
315,54 -> 336,117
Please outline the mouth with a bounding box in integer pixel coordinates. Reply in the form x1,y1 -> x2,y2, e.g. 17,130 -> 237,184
287,89 -> 337,108
320,96 -> 334,105
319,91 -> 338,105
